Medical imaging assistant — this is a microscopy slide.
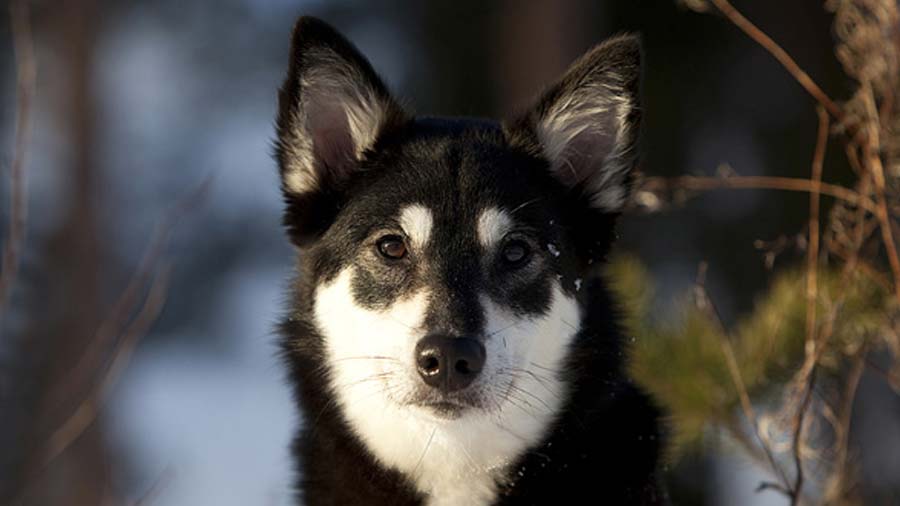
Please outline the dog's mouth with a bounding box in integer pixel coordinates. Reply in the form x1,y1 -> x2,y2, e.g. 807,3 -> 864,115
408,390 -> 485,420
417,400 -> 468,419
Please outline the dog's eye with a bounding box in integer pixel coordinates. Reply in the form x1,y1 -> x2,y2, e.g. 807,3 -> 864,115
501,240 -> 530,266
377,235 -> 408,260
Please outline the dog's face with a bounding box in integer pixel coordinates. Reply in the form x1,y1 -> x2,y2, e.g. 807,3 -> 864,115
276,17 -> 640,501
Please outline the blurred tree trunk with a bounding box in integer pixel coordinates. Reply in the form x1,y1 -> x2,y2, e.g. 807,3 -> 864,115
492,0 -> 586,116
2,1 -> 114,504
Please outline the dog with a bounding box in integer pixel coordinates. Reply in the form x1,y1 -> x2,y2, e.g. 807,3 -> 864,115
274,16 -> 666,506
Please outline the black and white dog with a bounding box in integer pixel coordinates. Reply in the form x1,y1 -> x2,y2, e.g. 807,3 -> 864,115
275,16 -> 666,506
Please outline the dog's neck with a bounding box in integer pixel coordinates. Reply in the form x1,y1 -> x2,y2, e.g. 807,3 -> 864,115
292,356 -> 664,506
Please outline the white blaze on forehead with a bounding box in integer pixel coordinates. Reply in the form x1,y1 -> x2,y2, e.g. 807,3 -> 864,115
477,207 -> 512,248
399,204 -> 434,250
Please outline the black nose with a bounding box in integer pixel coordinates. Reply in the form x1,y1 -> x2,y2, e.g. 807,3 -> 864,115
415,335 -> 486,392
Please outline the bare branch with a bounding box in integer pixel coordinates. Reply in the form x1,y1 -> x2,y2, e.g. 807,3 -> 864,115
719,335 -> 793,498
13,178 -> 211,500
639,174 -> 876,214
0,0 -> 37,323
858,82 -> 900,302
41,264 -> 171,467
806,107 -> 830,349
43,176 -> 211,411
707,0 -> 843,120
131,466 -> 175,506
693,265 -> 793,497
824,348 -> 868,502
792,105 -> 829,505
788,366 -> 816,506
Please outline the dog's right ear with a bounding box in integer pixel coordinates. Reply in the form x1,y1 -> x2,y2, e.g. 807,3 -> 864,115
275,16 -> 406,246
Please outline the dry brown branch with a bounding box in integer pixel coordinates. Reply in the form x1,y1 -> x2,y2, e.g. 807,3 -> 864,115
845,142 -> 865,177
667,1 -> 899,503
37,177 -> 210,466
806,107 -> 830,357
829,246 -> 893,292
41,264 -> 170,467
723,418 -> 784,478
859,82 -> 900,302
11,261 -> 171,505
639,174 -> 877,213
0,0 -> 36,323
865,356 -> 900,388
788,367 -> 816,506
693,264 -> 794,496
719,334 -> 793,497
838,161 -> 874,277
132,466 -> 175,506
706,0 -> 843,120
46,212 -> 176,411
780,277 -> 844,506
12,177 -> 212,503
42,176 -> 211,424
824,347 -> 868,502
790,105 -> 830,506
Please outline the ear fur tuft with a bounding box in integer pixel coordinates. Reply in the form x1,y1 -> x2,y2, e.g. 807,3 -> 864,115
275,16 -> 406,196
274,16 -> 407,245
507,34 -> 642,212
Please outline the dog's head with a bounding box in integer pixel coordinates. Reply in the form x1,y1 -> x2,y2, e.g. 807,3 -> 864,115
276,16 -> 640,496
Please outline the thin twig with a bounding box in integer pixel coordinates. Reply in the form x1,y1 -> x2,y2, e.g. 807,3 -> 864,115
41,264 -> 171,467
0,0 -> 37,324
756,481 -> 792,495
676,3 -> 898,504
828,348 -> 867,499
858,82 -> 900,302
132,466 -> 175,506
865,357 -> 900,391
724,418 -> 787,478
785,297 -> 841,506
693,265 -> 793,496
13,178 -> 211,501
43,176 -> 210,411
792,106 -> 829,505
707,0 -> 843,120
828,246 -> 893,292
806,106 -> 829,354
719,335 -> 793,497
788,366 -> 816,506
640,175 -> 876,214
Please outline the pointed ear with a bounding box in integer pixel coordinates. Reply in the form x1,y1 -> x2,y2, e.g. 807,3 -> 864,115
275,16 -> 406,245
506,34 -> 642,213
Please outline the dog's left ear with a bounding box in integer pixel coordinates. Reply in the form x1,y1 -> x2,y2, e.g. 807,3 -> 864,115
275,16 -> 407,246
506,34 -> 641,213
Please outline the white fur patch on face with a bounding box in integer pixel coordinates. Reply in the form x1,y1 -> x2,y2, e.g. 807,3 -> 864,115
313,268 -> 580,506
477,207 -> 512,249
284,167 -> 317,195
399,204 -> 434,251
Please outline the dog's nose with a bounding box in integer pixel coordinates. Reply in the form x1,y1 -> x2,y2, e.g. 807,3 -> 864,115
415,335 -> 485,392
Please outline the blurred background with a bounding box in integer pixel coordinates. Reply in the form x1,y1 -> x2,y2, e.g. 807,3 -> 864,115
1,0 -> 898,505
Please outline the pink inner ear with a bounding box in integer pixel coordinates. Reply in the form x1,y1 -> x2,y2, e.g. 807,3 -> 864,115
536,92 -> 634,211
306,98 -> 356,177
549,112 -> 619,188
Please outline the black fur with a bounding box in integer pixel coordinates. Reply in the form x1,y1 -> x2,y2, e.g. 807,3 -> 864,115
275,16 -> 667,506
